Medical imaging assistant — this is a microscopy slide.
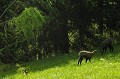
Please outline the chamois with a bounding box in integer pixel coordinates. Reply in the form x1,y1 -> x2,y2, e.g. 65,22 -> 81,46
101,37 -> 113,54
78,50 -> 96,65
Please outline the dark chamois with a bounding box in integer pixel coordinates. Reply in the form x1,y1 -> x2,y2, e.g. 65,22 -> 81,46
101,37 -> 113,54
78,50 -> 96,65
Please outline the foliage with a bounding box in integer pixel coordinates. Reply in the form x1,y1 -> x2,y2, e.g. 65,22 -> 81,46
0,0 -> 120,63
9,7 -> 45,41
0,7 -> 45,63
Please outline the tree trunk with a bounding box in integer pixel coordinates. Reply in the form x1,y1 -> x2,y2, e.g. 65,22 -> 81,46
98,0 -> 104,35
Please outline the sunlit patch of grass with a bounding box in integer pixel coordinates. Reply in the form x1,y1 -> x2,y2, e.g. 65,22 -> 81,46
0,45 -> 120,79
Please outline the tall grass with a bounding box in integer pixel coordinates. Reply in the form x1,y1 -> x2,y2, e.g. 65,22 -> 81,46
0,45 -> 120,79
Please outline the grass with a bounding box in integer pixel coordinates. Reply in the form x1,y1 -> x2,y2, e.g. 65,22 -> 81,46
0,45 -> 120,79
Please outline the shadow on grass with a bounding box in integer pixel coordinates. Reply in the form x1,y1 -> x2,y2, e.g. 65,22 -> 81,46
0,52 -> 78,79
0,63 -> 19,79
21,53 -> 78,72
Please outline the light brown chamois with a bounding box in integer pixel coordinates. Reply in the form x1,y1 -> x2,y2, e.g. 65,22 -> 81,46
78,50 -> 96,65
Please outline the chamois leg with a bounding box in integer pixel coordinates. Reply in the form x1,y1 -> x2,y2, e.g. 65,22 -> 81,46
109,46 -> 111,52
101,49 -> 103,55
86,58 -> 88,63
111,46 -> 113,52
109,46 -> 113,52
78,57 -> 83,65
78,58 -> 80,64
80,58 -> 83,65
89,58 -> 91,62
78,59 -> 80,65
105,47 -> 107,53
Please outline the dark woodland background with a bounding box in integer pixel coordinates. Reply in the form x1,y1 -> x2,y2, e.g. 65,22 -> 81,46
0,0 -> 120,64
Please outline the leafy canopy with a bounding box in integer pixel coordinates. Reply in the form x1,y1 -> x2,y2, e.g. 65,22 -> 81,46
9,7 -> 45,40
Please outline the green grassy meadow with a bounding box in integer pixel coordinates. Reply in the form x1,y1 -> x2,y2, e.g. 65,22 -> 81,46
0,45 -> 120,79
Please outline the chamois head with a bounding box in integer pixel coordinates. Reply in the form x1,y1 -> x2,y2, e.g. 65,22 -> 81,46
93,50 -> 97,52
92,50 -> 97,54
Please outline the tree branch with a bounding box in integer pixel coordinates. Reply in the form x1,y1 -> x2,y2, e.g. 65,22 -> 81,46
0,0 -> 16,19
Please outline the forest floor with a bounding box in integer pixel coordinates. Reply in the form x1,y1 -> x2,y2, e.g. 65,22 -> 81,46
0,45 -> 120,79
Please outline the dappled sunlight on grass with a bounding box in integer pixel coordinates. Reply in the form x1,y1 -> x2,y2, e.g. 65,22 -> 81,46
1,46 -> 120,79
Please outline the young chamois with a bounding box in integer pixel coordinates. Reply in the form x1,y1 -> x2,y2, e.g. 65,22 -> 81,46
78,50 -> 96,65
